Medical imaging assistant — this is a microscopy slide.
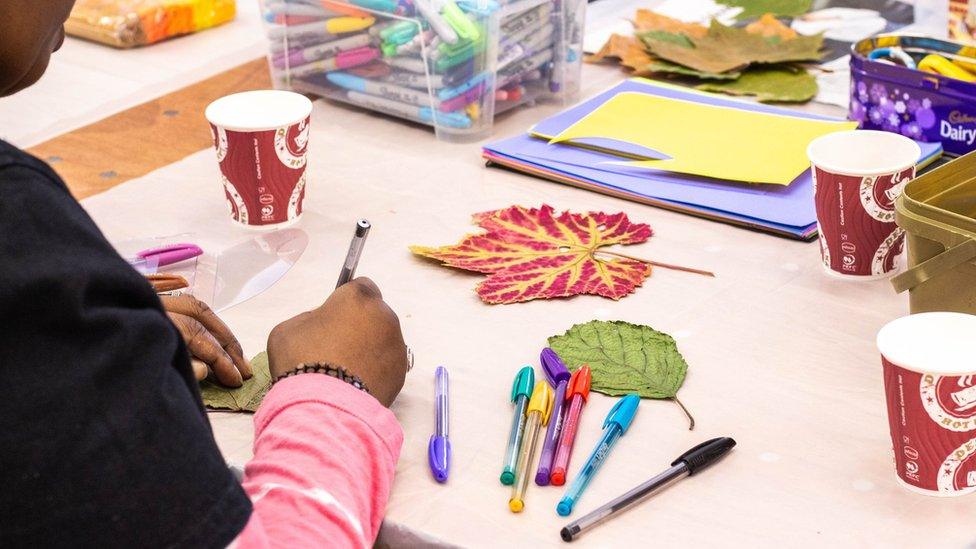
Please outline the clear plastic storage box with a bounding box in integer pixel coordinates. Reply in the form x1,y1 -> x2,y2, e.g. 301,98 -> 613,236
261,0 -> 585,142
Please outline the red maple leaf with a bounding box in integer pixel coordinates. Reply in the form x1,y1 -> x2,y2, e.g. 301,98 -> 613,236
411,205 -> 666,304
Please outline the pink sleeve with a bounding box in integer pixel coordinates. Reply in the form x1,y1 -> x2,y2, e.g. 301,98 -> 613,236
231,374 -> 403,549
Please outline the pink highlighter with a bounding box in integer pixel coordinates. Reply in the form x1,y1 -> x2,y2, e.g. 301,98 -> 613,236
550,365 -> 592,486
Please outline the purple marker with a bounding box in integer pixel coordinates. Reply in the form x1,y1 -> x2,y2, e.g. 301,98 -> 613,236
437,81 -> 486,112
535,348 -> 570,486
428,366 -> 451,483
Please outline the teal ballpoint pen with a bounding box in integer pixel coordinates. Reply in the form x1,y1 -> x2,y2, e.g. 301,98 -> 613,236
500,366 -> 535,485
556,394 -> 640,516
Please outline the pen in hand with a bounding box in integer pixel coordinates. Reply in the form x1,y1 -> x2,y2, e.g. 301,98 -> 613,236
336,219 -> 370,288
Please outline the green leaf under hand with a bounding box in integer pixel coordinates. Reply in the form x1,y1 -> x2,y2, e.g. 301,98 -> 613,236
722,0 -> 812,20
548,320 -> 695,429
696,66 -> 818,102
200,352 -> 272,413
642,19 -> 823,74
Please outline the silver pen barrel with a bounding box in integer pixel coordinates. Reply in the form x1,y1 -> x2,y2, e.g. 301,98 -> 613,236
560,463 -> 688,542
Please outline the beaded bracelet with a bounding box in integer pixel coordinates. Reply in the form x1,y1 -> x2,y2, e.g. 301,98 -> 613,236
272,362 -> 370,394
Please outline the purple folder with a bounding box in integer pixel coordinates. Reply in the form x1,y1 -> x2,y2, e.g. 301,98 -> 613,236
484,79 -> 942,240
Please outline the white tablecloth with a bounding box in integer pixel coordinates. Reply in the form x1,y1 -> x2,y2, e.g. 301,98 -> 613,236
77,76 -> 974,546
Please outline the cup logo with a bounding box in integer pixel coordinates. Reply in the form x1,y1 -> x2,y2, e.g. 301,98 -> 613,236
221,174 -> 249,224
859,168 -> 912,223
871,228 -> 905,276
939,437 -> 976,492
287,172 -> 307,220
211,125 -> 228,163
921,374 -> 976,432
274,117 -> 309,170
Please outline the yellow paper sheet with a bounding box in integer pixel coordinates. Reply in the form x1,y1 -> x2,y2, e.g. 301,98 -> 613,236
549,91 -> 857,185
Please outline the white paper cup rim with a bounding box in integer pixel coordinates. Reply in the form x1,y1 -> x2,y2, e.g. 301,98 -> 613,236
807,130 -> 921,177
206,90 -> 312,132
877,312 -> 976,375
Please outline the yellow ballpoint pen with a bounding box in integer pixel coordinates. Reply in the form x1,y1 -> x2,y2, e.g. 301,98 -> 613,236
509,381 -> 553,513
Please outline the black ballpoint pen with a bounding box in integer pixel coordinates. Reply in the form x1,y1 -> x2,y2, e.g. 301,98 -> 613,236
560,437 -> 737,542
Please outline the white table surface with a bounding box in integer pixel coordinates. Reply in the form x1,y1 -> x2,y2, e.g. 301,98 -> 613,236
0,0 -> 267,147
74,56 -> 975,547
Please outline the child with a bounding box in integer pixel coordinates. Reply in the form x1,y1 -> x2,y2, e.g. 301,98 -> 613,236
0,3 -> 410,547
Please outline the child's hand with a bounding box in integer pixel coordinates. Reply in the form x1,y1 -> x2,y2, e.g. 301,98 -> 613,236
162,295 -> 253,387
267,277 -> 409,407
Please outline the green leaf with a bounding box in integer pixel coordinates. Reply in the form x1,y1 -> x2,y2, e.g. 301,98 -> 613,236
646,59 -> 742,80
696,66 -> 818,102
642,19 -> 823,74
547,320 -> 695,429
638,30 -> 694,49
200,352 -> 272,413
721,0 -> 812,20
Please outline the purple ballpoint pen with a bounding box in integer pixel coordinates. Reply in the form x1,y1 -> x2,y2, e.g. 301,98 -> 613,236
428,366 -> 451,483
536,348 -> 571,486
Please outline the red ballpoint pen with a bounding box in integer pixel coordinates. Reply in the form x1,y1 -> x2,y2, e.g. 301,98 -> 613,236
550,365 -> 591,486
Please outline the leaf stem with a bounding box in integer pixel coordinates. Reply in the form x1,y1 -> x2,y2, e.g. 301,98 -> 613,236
673,397 -> 695,430
595,250 -> 715,278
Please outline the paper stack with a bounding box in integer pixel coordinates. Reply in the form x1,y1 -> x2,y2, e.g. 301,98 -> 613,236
483,78 -> 942,240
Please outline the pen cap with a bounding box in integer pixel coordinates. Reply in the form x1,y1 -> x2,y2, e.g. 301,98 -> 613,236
565,365 -> 592,402
428,435 -> 451,483
527,381 -> 554,425
603,394 -> 640,434
510,366 -> 535,402
540,348 -> 571,385
672,437 -> 737,475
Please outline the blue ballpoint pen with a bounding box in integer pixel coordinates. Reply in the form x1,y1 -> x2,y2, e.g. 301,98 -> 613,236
556,394 -> 640,516
428,366 -> 450,482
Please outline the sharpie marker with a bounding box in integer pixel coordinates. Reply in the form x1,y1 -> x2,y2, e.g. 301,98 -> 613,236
273,34 -> 371,68
349,0 -> 400,13
266,16 -> 376,40
437,71 -> 489,100
557,394 -> 640,516
264,4 -> 327,22
290,47 -> 381,76
328,72 -> 432,107
378,68 -> 445,90
433,0 -> 480,41
387,56 -> 428,74
321,0 -> 371,17
345,91 -> 471,128
498,24 -> 554,71
498,48 -> 552,88
414,0 -> 459,44
438,82 -> 485,111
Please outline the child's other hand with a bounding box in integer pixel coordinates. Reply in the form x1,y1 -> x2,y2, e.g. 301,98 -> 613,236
162,295 -> 253,387
267,277 -> 408,407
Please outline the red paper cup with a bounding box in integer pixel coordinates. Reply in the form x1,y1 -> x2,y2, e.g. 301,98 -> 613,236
205,90 -> 313,228
877,312 -> 976,496
807,130 -> 920,279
